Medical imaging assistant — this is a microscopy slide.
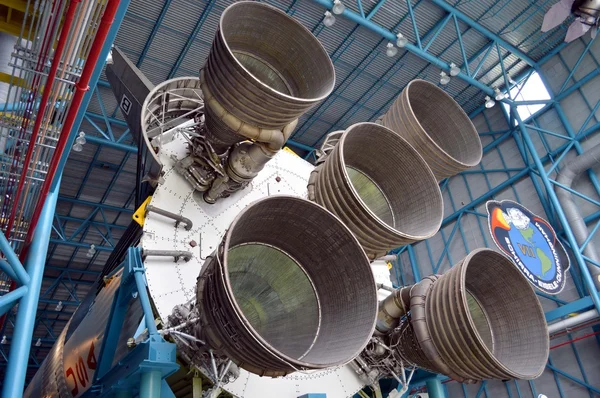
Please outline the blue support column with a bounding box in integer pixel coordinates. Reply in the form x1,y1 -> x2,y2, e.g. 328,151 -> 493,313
0,232 -> 30,286
367,0 -> 387,20
453,15 -> 470,76
132,254 -> 158,334
429,0 -> 536,66
0,259 -> 18,282
407,245 -> 421,282
2,177 -> 61,397
86,135 -> 138,152
140,370 -> 162,397
0,285 -> 28,315
423,14 -> 452,52
426,378 -> 447,398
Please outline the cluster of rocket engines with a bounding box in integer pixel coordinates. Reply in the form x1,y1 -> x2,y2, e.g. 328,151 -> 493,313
27,2 -> 551,397
164,0 -> 550,390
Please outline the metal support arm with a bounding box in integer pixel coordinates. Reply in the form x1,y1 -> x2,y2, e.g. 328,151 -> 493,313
84,247 -> 178,397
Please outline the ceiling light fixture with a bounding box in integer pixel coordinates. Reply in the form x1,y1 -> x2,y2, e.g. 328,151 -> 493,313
72,131 -> 86,152
87,244 -> 96,258
507,72 -> 516,85
396,33 -> 408,48
386,42 -> 398,57
485,95 -> 496,108
323,11 -> 336,27
440,71 -> 450,85
494,87 -> 505,101
449,62 -> 460,77
55,301 -> 63,311
332,0 -> 345,15
106,49 -> 114,65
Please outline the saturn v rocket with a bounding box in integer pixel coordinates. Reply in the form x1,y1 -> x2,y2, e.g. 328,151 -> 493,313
25,2 -> 549,397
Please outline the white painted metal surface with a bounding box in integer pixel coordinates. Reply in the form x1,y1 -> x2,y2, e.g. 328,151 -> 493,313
371,260 -> 394,301
142,132 -> 368,397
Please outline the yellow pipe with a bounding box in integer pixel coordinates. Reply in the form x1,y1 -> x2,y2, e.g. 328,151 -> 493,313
0,0 -> 28,13
0,72 -> 26,88
0,20 -> 28,37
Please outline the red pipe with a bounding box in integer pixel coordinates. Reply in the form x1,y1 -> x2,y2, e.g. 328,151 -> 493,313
550,330 -> 600,350
0,0 -> 62,231
4,0 -> 81,238
0,0 -> 74,334
24,0 -> 122,249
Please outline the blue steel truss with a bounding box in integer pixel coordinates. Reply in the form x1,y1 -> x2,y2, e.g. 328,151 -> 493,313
82,247 -> 178,397
389,43 -> 600,398
0,0 -> 598,395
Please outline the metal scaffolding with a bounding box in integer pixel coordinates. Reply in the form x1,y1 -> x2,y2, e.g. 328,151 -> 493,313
0,0 -> 130,394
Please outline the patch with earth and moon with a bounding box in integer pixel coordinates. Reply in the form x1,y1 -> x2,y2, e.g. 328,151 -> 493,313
486,200 -> 570,295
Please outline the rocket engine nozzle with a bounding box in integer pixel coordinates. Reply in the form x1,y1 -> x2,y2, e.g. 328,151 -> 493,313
196,196 -> 378,377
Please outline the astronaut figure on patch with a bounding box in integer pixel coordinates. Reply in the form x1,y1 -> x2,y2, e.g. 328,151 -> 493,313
501,207 -> 554,281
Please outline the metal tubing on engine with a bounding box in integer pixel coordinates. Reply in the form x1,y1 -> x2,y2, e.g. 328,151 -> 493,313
408,275 -> 455,380
376,287 -> 410,334
142,249 -> 193,263
146,205 -> 193,230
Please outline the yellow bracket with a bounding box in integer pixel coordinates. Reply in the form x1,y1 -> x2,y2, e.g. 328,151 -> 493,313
282,146 -> 300,157
103,275 -> 115,287
133,196 -> 152,227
